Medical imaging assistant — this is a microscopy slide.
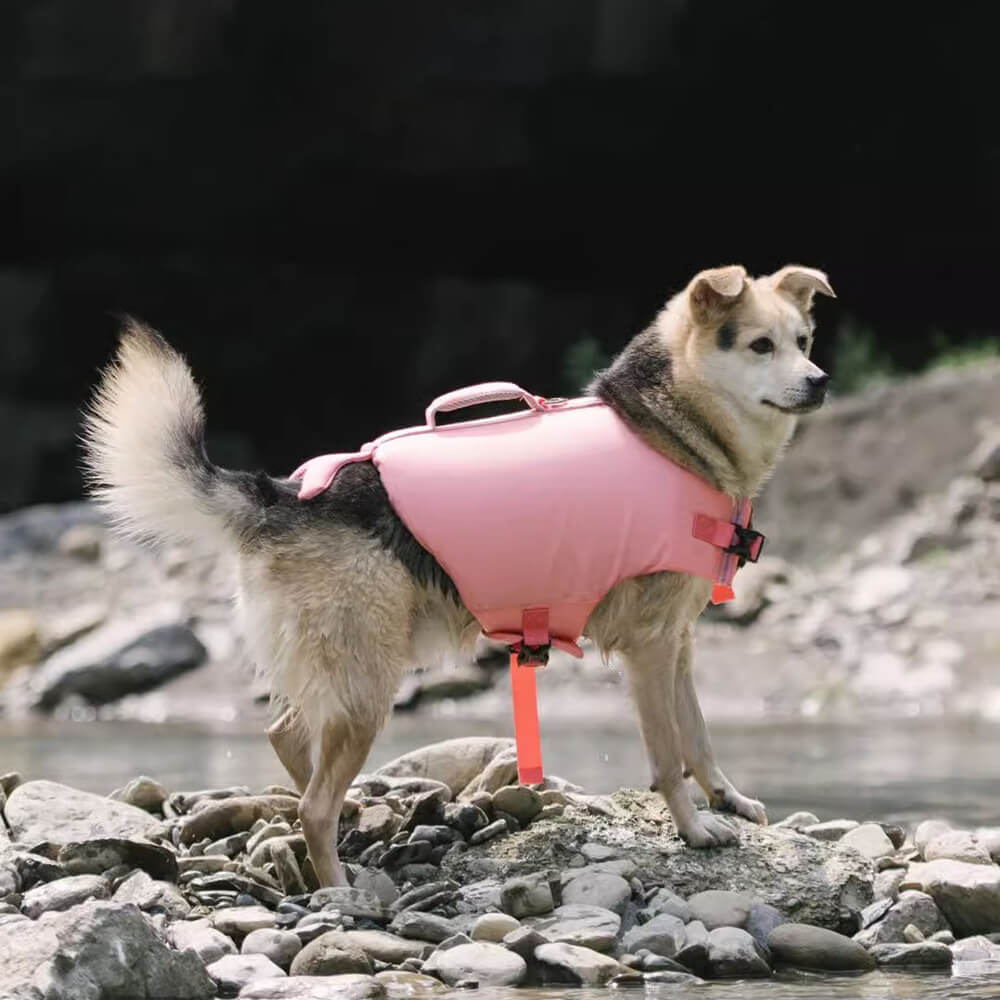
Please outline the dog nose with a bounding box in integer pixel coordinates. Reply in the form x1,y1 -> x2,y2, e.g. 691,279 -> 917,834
807,372 -> 830,389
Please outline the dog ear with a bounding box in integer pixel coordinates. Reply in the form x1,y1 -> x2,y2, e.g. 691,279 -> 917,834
771,266 -> 836,312
687,266 -> 748,326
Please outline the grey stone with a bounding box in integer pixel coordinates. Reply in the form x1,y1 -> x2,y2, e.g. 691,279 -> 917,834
426,941 -> 526,986
855,890 -> 948,947
306,929 -> 433,965
580,842 -> 619,862
774,811 -> 820,830
675,921 -> 709,976
246,820 -> 293,857
113,868 -> 190,919
374,738 -> 514,798
744,902 -> 788,953
358,805 -> 401,843
179,795 -> 300,845
243,928 -> 303,969
643,887 -> 691,923
57,836 -> 178,882
458,747 -> 520,799
526,904 -> 621,952
930,929 -> 955,945
352,870 -> 398,908
688,889 -> 753,930
951,935 -> 1000,961
915,819 -> 952,857
471,912 -> 520,942
118,775 -> 168,813
903,923 -> 925,942
211,905 -> 278,938
860,896 -> 894,928
500,873 -> 554,918
0,900 -> 213,998
642,970 -> 705,985
501,925 -> 550,959
296,913 -> 346,943
924,831 -> 994,865
562,871 -> 631,915
209,953 -> 287,995
311,887 -> 386,922
706,926 -> 771,978
238,974 -> 383,999
976,827 -> 1000,863
291,934 -> 375,976
622,913 -> 686,957
838,824 -> 895,860
271,838 -> 309,896
802,819 -> 859,842
491,785 -> 542,825
389,911 -> 457,943
874,868 -> 907,902
870,941 -> 954,968
20,873 -> 109,918
5,779 -> 166,846
534,941 -> 628,985
374,971 -> 447,995
469,818 -> 508,845
901,860 -> 1000,936
169,918 -> 238,964
768,923 -> 875,971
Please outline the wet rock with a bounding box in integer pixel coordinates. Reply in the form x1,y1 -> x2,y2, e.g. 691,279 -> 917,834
57,837 -> 178,881
870,941 -> 954,968
915,819 -> 953,857
113,868 -> 190,919
491,786 -> 542,825
238,974 -> 384,999
389,911 -> 458,943
774,811 -> 820,830
675,921 -> 709,976
854,890 -> 948,946
242,928 -> 303,969
562,870 -> 631,915
901,860 -> 1000,936
802,819 -> 859,842
642,887 -> 691,922
744,902 -> 788,953
296,913 -> 347,943
5,779 -> 166,846
534,941 -> 628,985
838,823 -> 895,860
929,929 -> 955,945
642,969 -> 705,985
178,795 -> 299,844
924,831 -> 993,865
0,900 -> 214,999
292,934 -> 375,976
706,926 -> 771,978
169,918 -> 239,964
622,913 -> 686,957
951,934 -> 1000,961
687,889 -> 753,930
426,941 -> 526,986
117,775 -> 168,813
526,904 -> 621,952
374,970 -> 448,996
375,738 -> 514,798
500,873 -> 554,918
211,905 -> 278,939
471,912 -> 520,942
209,953 -> 287,996
768,923 -> 875,971
20,873 -> 109,918
33,623 -> 208,710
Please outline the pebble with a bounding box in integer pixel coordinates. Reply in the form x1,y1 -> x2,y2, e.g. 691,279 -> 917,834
687,890 -> 753,930
500,873 -> 554,918
118,775 -> 168,813
167,918 -> 238,963
642,887 -> 691,923
296,914 -> 346,943
210,904 -> 278,938
501,926 -> 550,960
242,928 -> 304,969
526,904 -> 621,952
469,819 -> 508,846
768,923 -> 875,971
562,871 -> 631,915
534,941 -> 628,985
359,805 -> 402,843
621,913 -> 686,957
310,888 -> 386,922
113,868 -> 191,919
291,935 -> 375,976
388,911 -> 458,944
470,912 -> 520,942
642,970 -> 705,985
425,941 -> 526,987
870,941 -> 954,968
207,952 -> 286,995
706,926 -> 771,978
312,929 -> 434,965
491,785 -> 542,825
838,823 -> 896,860
178,855 -> 232,876
856,890 -> 948,947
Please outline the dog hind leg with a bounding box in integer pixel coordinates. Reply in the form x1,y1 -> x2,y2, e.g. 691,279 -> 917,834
268,707 -> 314,794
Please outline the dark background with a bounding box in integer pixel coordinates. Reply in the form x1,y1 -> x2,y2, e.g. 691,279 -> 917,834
3,1 -> 997,512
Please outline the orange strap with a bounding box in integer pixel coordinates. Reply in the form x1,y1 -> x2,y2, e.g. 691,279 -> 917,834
509,652 -> 543,784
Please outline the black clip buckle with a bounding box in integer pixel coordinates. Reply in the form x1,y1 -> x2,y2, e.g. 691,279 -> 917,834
726,525 -> 765,565
515,643 -> 550,667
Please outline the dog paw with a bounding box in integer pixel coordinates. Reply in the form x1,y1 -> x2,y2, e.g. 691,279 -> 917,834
678,812 -> 739,848
712,787 -> 768,826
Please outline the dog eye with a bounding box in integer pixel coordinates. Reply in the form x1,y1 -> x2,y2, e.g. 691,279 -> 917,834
797,335 -> 809,352
749,337 -> 774,354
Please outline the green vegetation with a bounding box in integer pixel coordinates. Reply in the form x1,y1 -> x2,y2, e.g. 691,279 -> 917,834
562,335 -> 611,395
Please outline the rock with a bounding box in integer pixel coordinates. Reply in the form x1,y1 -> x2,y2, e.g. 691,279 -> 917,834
622,912 -> 686,957
687,889 -> 753,930
838,824 -> 895,860
471,912 -> 520,942
58,837 -> 178,882
535,942 -> 628,985
296,914 -> 346,943
238,974 -> 384,999
768,923 -> 875,971
113,868 -> 190,919
903,923 -> 925,942
212,905 -> 278,939
375,738 -> 514,798
292,934 -> 375,976
32,623 -> 208,710
970,429 -> 1000,480
352,870 -> 397,908
243,928 -> 303,969
169,918 -> 238,964
358,805 -> 402,844
426,941 -> 526,986
901,860 -> 1000,936
642,969 -> 705,985
526,904 -> 621,952
0,900 -> 214,999
580,842 -> 619,862
491,786 -> 542,825
500,873 -> 554,918
845,566 -> 912,614
675,921 -> 709,975
643,887 -> 691,922
774,811 -> 820,830
0,608 -> 41,675
874,868 -> 907,902
915,819 -> 953,857
976,828 -> 1000,864
389,911 -> 457,944
854,890 -> 949,946
20,873 -> 109,918
179,795 -> 299,844
5,779 -> 166,846
469,818 -> 507,845
706,926 -> 771,978
951,934 -> 1000,961
118,775 -> 168,813
930,929 -> 955,945
924,831 -> 993,865
310,929 -> 433,965
802,819 -> 859,842
860,897 -> 894,928
870,941 -> 954,968
374,970 -> 448,996
311,887 -> 386,922
744,902 -> 788,953
209,953 -> 287,996
562,871 -> 631,915
271,838 -> 309,896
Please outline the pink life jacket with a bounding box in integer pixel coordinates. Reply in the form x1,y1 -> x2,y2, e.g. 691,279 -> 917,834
291,382 -> 763,660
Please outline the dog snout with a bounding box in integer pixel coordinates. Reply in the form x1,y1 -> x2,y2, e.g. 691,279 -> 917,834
805,370 -> 830,403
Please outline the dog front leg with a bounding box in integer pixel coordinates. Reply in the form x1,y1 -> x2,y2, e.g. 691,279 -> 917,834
268,707 -> 314,794
624,642 -> 738,848
674,630 -> 766,825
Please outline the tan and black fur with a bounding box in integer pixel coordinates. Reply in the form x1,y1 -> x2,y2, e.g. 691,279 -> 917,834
82,263 -> 834,886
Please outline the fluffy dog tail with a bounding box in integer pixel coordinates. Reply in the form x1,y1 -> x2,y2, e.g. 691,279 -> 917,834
82,319 -> 264,549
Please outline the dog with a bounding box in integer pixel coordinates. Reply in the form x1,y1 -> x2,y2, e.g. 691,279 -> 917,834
82,263 -> 834,886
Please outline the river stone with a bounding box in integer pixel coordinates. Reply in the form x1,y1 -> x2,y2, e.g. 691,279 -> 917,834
315,929 -> 433,964
768,923 -> 875,971
179,795 -> 299,844
643,887 -> 691,922
492,785 -> 542,825
169,918 -> 238,963
706,926 -> 771,978
801,819 -> 859,842
459,747 -> 520,800
622,913 -> 686,957
744,901 -> 788,953
924,831 -> 994,865
118,775 -> 168,813
500,873 -> 554,917
642,970 -> 705,985
526,904 -> 621,952
389,911 -> 457,943
271,838 -> 309,896
20,873 -> 109,918
374,970 -> 448,996
976,828 -> 1000,863
502,925 -> 550,960
675,921 -> 709,976
212,905 -> 278,938
0,900 -> 214,999
838,824 -> 895,860
854,890 -> 948,946
209,953 -> 287,995
358,805 -> 401,843
242,928 -> 303,969
57,836 -> 178,882
311,887 -> 386,921
688,889 -> 753,930
870,941 -> 954,968
5,780 -> 166,846
442,789 -> 873,932
774,812 -> 820,831
113,868 -> 190,919
874,868 -> 908,902
471,912 -> 520,941
915,820 -> 952,857
427,941 -> 526,986
297,914 -> 347,943
375,738 -> 514,797
951,935 -> 1000,961
292,934 -> 375,976
535,942 -> 628,985
562,871 -> 631,915
238,974 -> 384,999
901,860 -> 1000,936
